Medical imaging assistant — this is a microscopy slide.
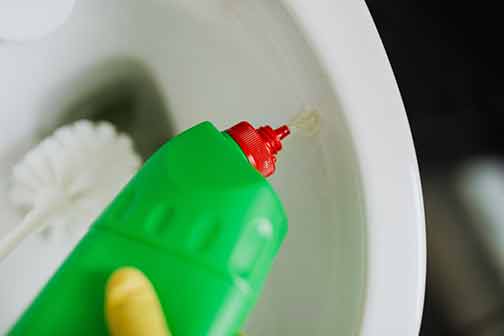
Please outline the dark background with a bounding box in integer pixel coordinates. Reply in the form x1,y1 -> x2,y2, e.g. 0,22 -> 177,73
366,0 -> 504,165
366,1 -> 504,335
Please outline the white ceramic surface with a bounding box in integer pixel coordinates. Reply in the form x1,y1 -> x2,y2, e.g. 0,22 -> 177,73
0,0 -> 425,335
0,0 -> 76,41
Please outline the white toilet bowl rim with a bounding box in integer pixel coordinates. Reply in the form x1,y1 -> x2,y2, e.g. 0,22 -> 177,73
283,0 -> 426,334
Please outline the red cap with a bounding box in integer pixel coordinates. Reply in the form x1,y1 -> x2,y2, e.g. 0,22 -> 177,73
226,121 -> 290,177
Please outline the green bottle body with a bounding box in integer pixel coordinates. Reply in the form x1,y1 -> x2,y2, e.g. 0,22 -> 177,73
10,122 -> 288,335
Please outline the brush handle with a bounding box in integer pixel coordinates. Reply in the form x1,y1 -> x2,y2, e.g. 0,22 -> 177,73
0,207 -> 47,261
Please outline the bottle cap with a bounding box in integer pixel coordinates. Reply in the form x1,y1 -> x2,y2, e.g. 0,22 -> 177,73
226,121 -> 290,177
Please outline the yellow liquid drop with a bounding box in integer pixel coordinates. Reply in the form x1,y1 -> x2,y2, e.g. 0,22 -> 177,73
288,109 -> 320,136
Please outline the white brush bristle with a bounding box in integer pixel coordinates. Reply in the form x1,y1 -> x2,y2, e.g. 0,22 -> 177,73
9,120 -> 142,234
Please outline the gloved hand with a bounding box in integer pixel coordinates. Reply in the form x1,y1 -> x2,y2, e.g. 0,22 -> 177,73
105,267 -> 245,336
105,267 -> 171,336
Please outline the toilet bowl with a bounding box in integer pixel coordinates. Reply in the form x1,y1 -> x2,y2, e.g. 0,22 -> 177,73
0,0 -> 425,334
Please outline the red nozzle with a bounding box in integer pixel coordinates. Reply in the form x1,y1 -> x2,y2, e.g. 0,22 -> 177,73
226,121 -> 290,177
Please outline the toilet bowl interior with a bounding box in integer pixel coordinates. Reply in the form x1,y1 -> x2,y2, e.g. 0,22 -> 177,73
0,1 -> 366,334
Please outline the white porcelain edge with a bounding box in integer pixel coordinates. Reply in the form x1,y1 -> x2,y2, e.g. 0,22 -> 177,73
281,0 -> 426,334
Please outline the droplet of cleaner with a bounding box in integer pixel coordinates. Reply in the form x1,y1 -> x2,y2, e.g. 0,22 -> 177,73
288,109 -> 320,136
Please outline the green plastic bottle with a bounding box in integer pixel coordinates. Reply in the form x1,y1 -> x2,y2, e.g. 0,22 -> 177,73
10,120 -> 290,336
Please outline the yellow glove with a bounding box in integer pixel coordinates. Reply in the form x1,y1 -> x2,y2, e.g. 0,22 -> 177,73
105,267 -> 245,336
105,267 -> 171,336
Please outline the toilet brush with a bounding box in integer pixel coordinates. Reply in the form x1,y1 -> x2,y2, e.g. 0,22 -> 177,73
0,120 -> 141,260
